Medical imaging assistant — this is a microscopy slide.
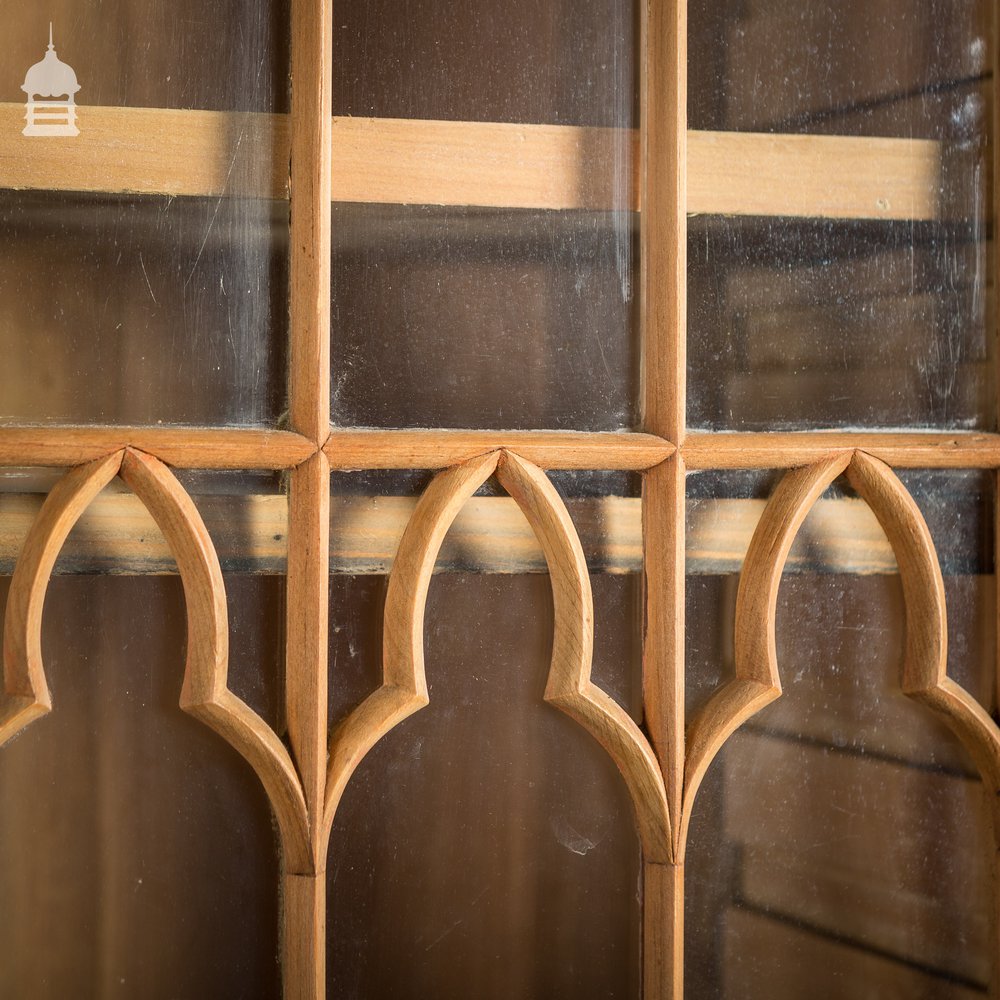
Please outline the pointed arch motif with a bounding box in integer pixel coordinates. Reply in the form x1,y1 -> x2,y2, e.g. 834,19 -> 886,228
323,450 -> 671,864
680,450 -> 1000,854
1,448 -> 311,872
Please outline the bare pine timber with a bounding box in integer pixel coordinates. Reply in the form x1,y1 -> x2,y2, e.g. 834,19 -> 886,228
0,102 -> 942,222
284,0 -> 334,996
0,491 -> 930,577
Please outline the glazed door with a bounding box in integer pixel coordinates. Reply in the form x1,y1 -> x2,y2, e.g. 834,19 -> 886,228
0,2 -> 996,999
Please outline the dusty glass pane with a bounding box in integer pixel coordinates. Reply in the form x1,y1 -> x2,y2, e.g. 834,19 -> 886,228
685,470 -> 996,998
333,0 -> 635,125
4,4 -> 289,113
687,0 -> 992,431
330,0 -> 639,430
0,188 -> 287,427
331,206 -> 638,430
689,0 -> 989,139
0,575 -> 284,999
327,572 -> 642,998
1,4 -> 289,427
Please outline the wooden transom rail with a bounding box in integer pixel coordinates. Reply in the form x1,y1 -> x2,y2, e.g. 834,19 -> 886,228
0,2 -> 997,1000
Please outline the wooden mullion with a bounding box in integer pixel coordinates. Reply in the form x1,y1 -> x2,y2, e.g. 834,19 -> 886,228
284,0 -> 333,998
641,0 -> 687,996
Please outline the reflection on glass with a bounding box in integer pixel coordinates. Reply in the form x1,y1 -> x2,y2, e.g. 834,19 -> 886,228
689,0 -> 989,140
688,217 -> 991,430
331,206 -> 638,430
0,192 -> 288,426
0,576 -> 284,999
327,574 -> 642,999
687,0 -> 991,431
685,471 -> 996,998
3,3 -> 289,113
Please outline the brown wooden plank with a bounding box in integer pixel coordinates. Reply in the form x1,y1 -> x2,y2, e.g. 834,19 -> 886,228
0,103 -> 942,221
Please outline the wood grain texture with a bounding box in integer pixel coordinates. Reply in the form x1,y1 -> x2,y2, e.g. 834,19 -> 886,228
0,103 -> 943,221
323,451 -> 671,864
0,491 -> 927,577
681,449 -> 1000,855
641,0 -> 686,443
1,452 -> 123,746
289,0 -> 332,444
0,103 -> 289,199
496,452 -> 670,863
0,426 -> 315,469
683,431 -> 1000,469
644,863 -> 684,1000
285,452 -> 330,864
325,429 -> 673,470
846,452 -> 1000,829
680,453 -> 851,855
118,449 -> 312,872
322,451 -> 501,849
283,875 -> 326,1000
688,130 -> 940,220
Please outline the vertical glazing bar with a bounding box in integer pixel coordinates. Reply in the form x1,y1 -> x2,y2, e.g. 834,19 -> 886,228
641,0 -> 687,995
287,0 -> 332,998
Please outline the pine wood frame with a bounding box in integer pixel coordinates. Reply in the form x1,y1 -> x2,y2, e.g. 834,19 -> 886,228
0,1 -> 998,998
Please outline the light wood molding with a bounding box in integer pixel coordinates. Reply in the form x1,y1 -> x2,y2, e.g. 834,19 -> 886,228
1,451 -> 123,746
496,451 -> 671,864
0,426 -> 315,470
1,450 -> 313,871
680,450 -> 1000,854
117,449 -> 312,872
322,450 -> 501,849
679,452 -> 850,856
0,102 -> 942,222
683,431 -> 1000,469
322,451 -> 671,865
846,452 -> 1000,827
325,428 -> 673,471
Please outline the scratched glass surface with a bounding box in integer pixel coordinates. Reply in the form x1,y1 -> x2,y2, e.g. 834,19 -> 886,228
687,0 -> 992,430
327,574 -> 642,999
330,0 -> 639,430
0,575 -> 284,1000
0,4 -> 289,427
685,469 -> 995,998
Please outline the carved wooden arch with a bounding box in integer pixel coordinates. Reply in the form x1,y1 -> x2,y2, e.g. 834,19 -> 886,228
0,448 -> 312,873
323,449 -> 672,865
679,449 -> 1000,856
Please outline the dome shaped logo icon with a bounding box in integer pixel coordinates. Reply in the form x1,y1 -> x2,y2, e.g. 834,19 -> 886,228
21,24 -> 81,137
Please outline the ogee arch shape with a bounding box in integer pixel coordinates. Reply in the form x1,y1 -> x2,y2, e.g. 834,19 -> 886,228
1,448 -> 311,872
323,450 -> 671,864
680,450 -> 1000,855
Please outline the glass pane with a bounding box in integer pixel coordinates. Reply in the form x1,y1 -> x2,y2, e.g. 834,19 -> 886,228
330,0 -> 639,430
0,473 -> 287,997
0,575 -> 284,999
5,5 -> 289,112
686,0 -> 992,431
689,0 -> 989,140
327,470 -> 643,998
685,469 -> 996,998
1,5 -> 289,426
